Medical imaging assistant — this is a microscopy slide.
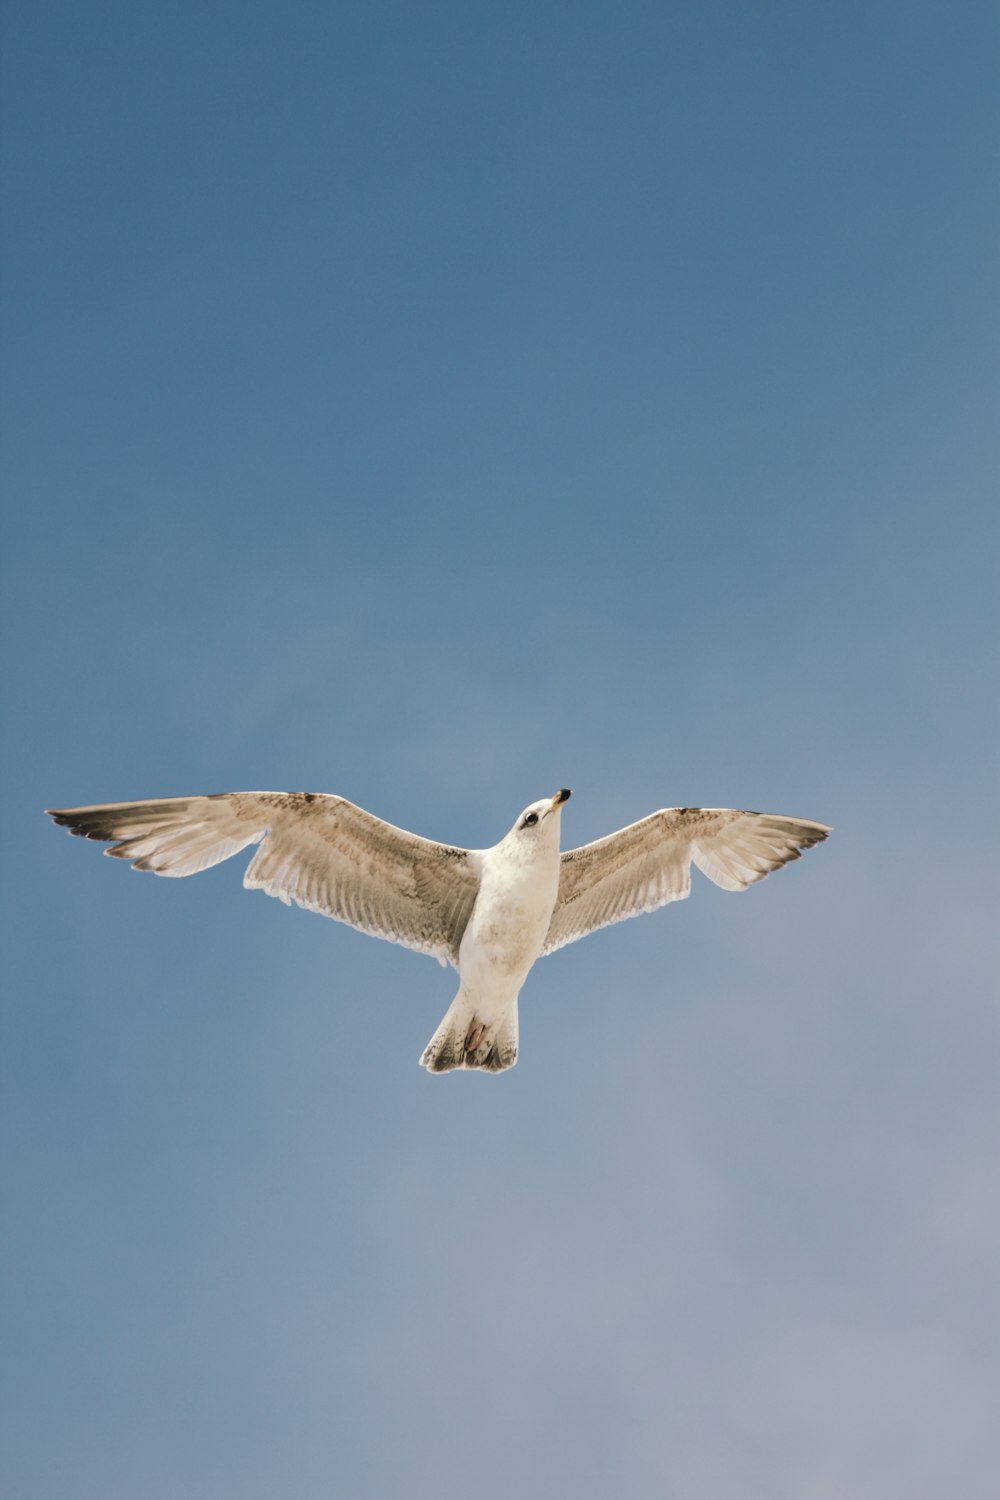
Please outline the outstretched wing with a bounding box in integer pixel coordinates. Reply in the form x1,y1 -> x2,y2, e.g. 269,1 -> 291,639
46,792 -> 481,966
542,807 -> 830,956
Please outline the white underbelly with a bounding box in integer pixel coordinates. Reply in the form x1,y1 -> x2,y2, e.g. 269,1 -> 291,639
457,886 -> 555,1001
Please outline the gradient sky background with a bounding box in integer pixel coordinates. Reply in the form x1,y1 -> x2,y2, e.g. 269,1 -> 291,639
2,3 -> 998,1496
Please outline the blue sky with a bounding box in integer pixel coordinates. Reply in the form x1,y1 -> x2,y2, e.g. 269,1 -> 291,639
2,2 -> 998,1496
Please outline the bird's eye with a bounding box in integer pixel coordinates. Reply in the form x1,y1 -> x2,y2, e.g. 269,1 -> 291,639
523,813 -> 539,827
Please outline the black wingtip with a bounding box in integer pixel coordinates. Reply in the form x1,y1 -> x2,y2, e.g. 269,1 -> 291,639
45,808 -> 77,830
45,807 -> 118,841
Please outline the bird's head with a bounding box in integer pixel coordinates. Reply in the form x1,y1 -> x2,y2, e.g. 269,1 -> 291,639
504,788 -> 571,850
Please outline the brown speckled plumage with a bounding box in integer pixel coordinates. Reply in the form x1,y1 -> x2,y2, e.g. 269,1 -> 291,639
47,791 -> 480,965
543,807 -> 829,954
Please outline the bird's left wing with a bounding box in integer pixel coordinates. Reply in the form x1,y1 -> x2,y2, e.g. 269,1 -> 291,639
542,807 -> 830,955
46,792 -> 481,966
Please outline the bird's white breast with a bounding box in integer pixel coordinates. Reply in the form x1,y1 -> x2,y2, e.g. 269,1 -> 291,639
457,842 -> 560,993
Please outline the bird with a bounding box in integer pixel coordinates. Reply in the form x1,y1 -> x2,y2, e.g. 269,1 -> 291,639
45,788 -> 830,1074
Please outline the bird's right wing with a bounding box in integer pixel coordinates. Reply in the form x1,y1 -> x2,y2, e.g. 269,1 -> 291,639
46,792 -> 482,966
542,807 -> 830,955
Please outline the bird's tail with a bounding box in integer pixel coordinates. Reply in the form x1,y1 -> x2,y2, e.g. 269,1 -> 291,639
420,993 -> 519,1074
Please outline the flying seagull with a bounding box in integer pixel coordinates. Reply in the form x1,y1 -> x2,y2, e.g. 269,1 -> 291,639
45,789 -> 829,1073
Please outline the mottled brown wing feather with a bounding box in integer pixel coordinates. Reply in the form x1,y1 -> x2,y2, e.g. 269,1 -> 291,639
542,807 -> 830,955
46,792 -> 481,966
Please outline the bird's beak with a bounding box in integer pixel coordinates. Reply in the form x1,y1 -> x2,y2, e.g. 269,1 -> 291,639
550,788 -> 572,811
